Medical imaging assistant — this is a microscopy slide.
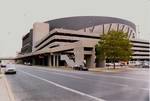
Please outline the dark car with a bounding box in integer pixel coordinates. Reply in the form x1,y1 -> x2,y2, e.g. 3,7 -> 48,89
73,65 -> 88,71
141,63 -> 149,68
0,63 -> 6,68
139,61 -> 149,68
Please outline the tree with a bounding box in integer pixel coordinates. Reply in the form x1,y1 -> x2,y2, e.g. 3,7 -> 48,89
95,30 -> 132,69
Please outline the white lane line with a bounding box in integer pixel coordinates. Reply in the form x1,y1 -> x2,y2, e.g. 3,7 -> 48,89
141,87 -> 149,91
21,66 -> 149,89
122,71 -> 149,76
23,68 -> 150,91
30,68 -> 130,87
36,69 -> 84,79
25,68 -> 130,87
71,72 -> 148,82
48,71 -> 149,91
19,70 -> 106,101
94,74 -> 148,82
19,67 -> 149,91
44,68 -> 148,82
37,69 -> 130,87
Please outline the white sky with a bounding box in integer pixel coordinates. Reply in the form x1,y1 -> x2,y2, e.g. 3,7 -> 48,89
0,0 -> 149,57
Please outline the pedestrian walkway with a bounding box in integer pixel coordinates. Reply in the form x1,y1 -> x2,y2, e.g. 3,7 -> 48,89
0,74 -> 15,101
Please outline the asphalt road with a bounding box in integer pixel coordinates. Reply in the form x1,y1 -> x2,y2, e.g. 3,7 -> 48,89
6,64 -> 149,101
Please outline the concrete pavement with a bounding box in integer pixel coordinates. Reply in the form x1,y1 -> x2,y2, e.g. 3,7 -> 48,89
6,65 -> 149,101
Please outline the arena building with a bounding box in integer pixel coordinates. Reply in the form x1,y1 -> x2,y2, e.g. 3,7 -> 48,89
16,16 -> 150,68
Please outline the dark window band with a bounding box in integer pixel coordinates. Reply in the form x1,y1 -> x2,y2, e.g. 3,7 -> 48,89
131,41 -> 150,44
133,45 -> 150,48
132,54 -> 150,56
132,49 -> 150,52
37,39 -> 78,51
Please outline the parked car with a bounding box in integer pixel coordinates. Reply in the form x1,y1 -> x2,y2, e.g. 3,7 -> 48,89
5,66 -> 16,74
73,65 -> 88,71
24,62 -> 32,66
0,63 -> 6,68
141,62 -> 149,68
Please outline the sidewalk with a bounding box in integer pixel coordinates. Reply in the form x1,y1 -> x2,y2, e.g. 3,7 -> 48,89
0,74 -> 15,101
89,66 -> 131,73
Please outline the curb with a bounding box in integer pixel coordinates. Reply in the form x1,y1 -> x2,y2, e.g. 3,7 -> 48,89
3,75 -> 16,101
89,67 -> 131,73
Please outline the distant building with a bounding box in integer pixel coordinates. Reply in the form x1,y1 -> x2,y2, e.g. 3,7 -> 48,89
16,16 -> 150,68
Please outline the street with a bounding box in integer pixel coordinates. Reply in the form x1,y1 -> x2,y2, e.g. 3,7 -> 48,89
6,64 -> 149,101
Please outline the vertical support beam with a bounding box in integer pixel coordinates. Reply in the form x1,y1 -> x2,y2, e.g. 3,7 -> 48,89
48,54 -> 51,67
91,47 -> 96,68
108,24 -> 112,33
32,58 -> 36,65
55,55 -> 57,67
74,46 -> 84,66
56,54 -> 59,67
53,55 -> 55,67
42,58 -> 45,66
86,47 -> 96,68
117,24 -> 119,32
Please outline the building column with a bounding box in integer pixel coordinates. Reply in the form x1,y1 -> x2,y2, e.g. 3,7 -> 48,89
32,58 -> 36,65
48,54 -> 52,67
53,55 -> 55,67
91,47 -> 96,68
74,46 -> 84,66
42,58 -> 45,66
86,48 -> 96,68
56,55 -> 59,67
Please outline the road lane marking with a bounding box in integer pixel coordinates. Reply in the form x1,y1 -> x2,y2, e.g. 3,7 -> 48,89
47,71 -> 149,91
31,66 -> 148,82
16,65 -> 149,90
19,70 -> 106,101
140,88 -> 150,91
34,69 -> 132,87
92,74 -> 148,82
120,71 -> 150,76
36,69 -> 84,79
66,72 -> 148,82
20,68 -> 149,91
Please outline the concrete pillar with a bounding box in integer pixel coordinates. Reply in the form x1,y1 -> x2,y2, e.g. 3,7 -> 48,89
55,55 -> 57,67
56,55 -> 59,67
48,54 -> 52,67
32,58 -> 36,65
42,58 -> 45,66
53,55 -> 55,67
85,48 -> 96,68
74,46 -> 84,66
91,48 -> 96,68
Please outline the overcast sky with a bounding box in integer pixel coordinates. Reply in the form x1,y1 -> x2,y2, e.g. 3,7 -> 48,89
0,0 -> 149,57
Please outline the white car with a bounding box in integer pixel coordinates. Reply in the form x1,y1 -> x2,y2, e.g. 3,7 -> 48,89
5,66 -> 16,74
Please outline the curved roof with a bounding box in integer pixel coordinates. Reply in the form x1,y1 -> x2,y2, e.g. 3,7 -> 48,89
45,16 -> 136,31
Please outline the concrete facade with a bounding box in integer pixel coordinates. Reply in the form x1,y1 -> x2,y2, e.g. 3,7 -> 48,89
16,16 -> 150,68
32,23 -> 49,51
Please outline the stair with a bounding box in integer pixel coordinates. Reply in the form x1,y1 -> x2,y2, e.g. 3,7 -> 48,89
60,55 -> 76,68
